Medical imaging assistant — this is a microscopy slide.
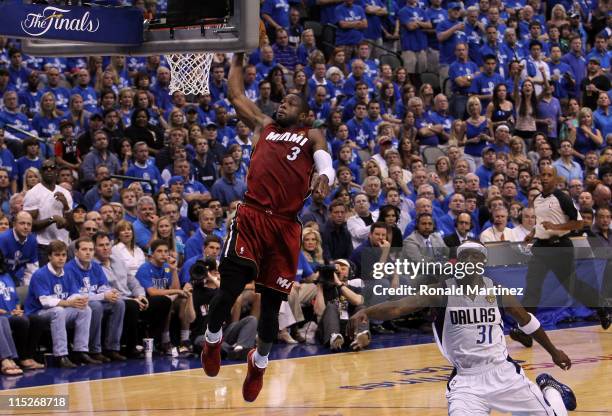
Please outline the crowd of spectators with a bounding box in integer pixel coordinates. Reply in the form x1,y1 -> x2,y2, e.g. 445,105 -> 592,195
0,0 -> 610,374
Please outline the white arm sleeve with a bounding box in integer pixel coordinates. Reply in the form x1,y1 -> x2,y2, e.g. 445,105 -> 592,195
313,149 -> 335,186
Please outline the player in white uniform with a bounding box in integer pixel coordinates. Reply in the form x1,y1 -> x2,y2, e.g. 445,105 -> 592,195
350,241 -> 577,415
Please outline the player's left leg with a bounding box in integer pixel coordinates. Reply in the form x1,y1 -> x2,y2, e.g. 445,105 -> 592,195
487,360 -> 559,416
242,287 -> 283,402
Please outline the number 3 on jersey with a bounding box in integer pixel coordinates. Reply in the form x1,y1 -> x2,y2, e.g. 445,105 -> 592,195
477,325 -> 493,344
287,146 -> 301,161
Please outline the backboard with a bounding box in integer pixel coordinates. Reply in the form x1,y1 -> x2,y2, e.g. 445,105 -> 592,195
17,0 -> 259,57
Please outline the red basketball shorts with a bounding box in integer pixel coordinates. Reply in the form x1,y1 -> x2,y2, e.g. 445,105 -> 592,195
221,203 -> 302,295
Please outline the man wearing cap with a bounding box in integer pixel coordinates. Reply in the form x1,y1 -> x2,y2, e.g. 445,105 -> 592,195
313,257 -> 368,351
580,57 -> 611,111
436,2 -> 467,83
55,120 -> 80,171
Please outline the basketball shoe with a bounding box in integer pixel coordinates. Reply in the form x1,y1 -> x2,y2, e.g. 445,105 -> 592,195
536,373 -> 577,411
201,337 -> 222,377
242,349 -> 266,402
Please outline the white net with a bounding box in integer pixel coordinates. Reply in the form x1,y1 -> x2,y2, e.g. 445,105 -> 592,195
165,52 -> 215,96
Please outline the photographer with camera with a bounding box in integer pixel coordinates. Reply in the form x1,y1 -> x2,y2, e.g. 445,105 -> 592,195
313,259 -> 370,352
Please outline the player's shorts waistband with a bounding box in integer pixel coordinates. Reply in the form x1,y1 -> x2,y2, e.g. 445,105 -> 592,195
455,359 -> 508,376
241,199 -> 298,222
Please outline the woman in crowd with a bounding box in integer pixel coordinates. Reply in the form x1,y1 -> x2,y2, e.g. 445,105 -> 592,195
460,96 -> 491,161
152,216 -> 184,267
112,220 -> 146,281
302,227 -> 325,271
435,156 -> 453,195
327,48 -> 349,77
118,88 -> 135,128
508,136 -> 531,169
572,107 -> 604,163
32,92 -> 62,138
486,83 -> 515,135
419,83 -> 435,111
379,82 -> 402,125
291,69 -> 308,97
266,66 -> 287,104
513,78 -> 539,142
378,205 -> 403,247
64,94 -> 90,137
133,90 -> 166,129
22,168 -> 41,193
364,159 -> 385,181
124,109 -> 164,153
117,138 -> 133,175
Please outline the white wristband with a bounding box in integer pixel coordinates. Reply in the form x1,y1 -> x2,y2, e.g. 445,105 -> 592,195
313,149 -> 335,186
518,313 -> 540,335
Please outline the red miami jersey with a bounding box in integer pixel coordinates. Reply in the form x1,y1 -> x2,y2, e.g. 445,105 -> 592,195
244,123 -> 315,217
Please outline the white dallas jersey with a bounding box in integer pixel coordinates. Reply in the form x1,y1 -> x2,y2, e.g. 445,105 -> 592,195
432,276 -> 508,371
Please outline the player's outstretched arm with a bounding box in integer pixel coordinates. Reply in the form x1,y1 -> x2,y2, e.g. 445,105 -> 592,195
348,290 -> 438,335
310,128 -> 335,197
503,293 -> 572,370
228,53 -> 271,131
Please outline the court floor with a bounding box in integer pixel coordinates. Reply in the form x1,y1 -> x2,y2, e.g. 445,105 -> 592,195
0,325 -> 610,416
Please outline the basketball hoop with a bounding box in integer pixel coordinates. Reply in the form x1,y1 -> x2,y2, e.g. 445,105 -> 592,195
163,21 -> 234,96
165,51 -> 215,96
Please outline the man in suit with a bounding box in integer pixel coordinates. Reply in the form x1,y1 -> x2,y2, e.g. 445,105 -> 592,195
402,213 -> 448,265
443,212 -> 475,259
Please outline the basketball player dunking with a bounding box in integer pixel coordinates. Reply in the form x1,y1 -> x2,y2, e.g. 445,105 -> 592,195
350,242 -> 577,416
201,53 -> 334,402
